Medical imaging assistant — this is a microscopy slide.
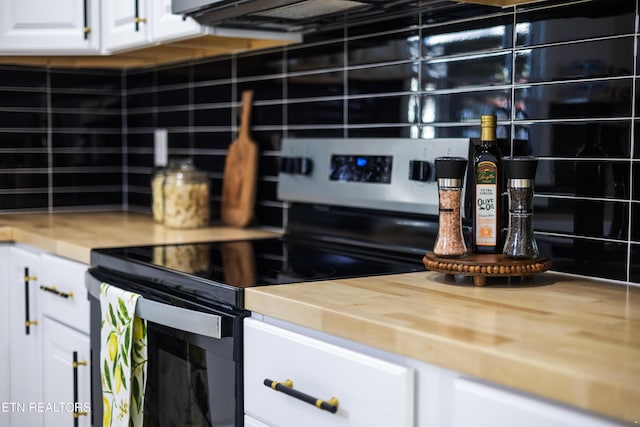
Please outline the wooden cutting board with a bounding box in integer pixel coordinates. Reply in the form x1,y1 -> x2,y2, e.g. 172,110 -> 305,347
221,90 -> 258,227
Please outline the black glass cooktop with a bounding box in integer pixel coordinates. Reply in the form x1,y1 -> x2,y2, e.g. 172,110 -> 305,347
90,237 -> 424,309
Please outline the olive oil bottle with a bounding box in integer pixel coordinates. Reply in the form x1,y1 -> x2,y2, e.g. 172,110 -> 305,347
472,114 -> 504,253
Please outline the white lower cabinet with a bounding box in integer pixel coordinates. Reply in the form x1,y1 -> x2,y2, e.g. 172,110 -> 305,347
0,245 -> 11,424
7,245 -> 43,427
452,378 -> 623,427
245,316 -> 628,427
42,316 -> 91,427
245,415 -> 272,427
244,318 -> 415,427
39,252 -> 91,427
1,243 -> 90,427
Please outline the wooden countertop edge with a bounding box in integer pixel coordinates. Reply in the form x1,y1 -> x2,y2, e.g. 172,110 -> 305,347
0,226 -> 13,241
0,212 -> 279,263
246,275 -> 640,424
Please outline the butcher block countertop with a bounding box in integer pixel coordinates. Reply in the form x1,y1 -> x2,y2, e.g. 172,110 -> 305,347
1,212 -> 637,423
246,271 -> 640,424
0,211 -> 277,264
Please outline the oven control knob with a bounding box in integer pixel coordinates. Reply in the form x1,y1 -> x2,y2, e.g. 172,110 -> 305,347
409,160 -> 432,182
280,156 -> 313,176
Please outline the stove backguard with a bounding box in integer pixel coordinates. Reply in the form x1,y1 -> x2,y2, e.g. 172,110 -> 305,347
278,138 -> 470,217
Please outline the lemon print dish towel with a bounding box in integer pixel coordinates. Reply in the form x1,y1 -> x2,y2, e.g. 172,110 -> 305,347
99,282 -> 147,427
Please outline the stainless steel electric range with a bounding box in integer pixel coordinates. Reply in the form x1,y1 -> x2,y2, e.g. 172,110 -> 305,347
86,137 -> 470,427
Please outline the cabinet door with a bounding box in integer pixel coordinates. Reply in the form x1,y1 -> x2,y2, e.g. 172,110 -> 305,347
0,246 -> 9,422
8,245 -> 43,427
101,0 -> 149,52
453,378 -> 624,427
42,316 -> 91,427
0,0 -> 100,53
150,0 -> 202,43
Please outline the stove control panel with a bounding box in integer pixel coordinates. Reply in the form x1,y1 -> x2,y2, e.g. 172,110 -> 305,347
278,138 -> 470,216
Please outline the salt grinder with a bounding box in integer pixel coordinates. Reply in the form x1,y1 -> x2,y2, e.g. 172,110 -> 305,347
503,156 -> 539,259
433,156 -> 468,258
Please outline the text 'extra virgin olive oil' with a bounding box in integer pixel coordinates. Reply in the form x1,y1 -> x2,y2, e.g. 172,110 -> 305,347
472,114 -> 504,253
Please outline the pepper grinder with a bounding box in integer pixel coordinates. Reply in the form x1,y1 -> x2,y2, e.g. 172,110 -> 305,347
433,156 -> 468,258
503,156 -> 539,259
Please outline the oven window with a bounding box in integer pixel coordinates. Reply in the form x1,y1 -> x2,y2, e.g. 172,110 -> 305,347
142,323 -> 237,427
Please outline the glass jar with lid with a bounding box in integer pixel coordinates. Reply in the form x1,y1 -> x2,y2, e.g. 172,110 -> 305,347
151,159 -> 179,223
151,167 -> 166,223
163,159 -> 210,229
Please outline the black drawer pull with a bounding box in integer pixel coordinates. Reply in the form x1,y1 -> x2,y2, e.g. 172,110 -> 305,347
24,268 -> 38,335
40,285 -> 74,299
263,378 -> 339,414
72,351 -> 88,426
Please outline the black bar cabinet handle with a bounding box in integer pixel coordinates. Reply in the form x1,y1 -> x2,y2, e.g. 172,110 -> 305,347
263,378 -> 339,414
82,0 -> 90,40
134,0 -> 147,31
73,351 -> 88,426
24,268 -> 38,335
40,284 -> 74,299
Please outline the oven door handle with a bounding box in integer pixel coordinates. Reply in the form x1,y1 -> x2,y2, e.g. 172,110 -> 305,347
85,273 -> 222,339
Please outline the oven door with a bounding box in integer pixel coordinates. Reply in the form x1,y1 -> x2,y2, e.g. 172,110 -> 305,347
86,269 -> 245,427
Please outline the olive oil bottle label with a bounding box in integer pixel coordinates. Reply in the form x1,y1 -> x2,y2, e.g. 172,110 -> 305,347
475,161 -> 498,246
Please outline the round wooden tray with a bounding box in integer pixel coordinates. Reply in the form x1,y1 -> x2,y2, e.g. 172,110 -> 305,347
422,252 -> 551,286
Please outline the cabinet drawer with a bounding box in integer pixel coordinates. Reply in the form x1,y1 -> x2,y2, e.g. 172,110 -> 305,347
39,254 -> 89,334
244,318 -> 414,427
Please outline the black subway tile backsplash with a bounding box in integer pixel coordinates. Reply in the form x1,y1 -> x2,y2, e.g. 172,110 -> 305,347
0,173 -> 47,190
287,41 -> 345,72
193,83 -> 232,105
0,111 -> 46,128
515,37 -> 635,84
0,90 -> 46,108
536,235 -> 628,282
192,58 -> 232,82
525,121 -> 631,158
534,197 -> 629,240
348,30 -> 419,66
158,88 -> 189,107
516,0 -> 636,46
53,190 -> 122,208
0,132 -> 46,149
237,78 -> 285,102
0,0 -> 638,284
52,172 -> 122,188
236,49 -> 284,78
290,71 -> 344,98
0,193 -> 49,210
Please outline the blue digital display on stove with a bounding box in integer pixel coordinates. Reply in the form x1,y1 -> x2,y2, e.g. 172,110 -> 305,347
329,154 -> 392,183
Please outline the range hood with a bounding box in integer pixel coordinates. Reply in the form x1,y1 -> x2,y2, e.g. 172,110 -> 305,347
172,0 -> 441,33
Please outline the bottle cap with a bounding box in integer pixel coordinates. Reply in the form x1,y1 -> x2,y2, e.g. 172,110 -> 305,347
480,114 -> 497,127
503,156 -> 538,179
435,156 -> 467,179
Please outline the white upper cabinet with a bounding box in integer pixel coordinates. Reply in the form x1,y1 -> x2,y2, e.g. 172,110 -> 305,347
102,0 -> 212,53
150,0 -> 203,44
0,0 -> 100,53
0,0 -> 300,64
101,0 -> 150,52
